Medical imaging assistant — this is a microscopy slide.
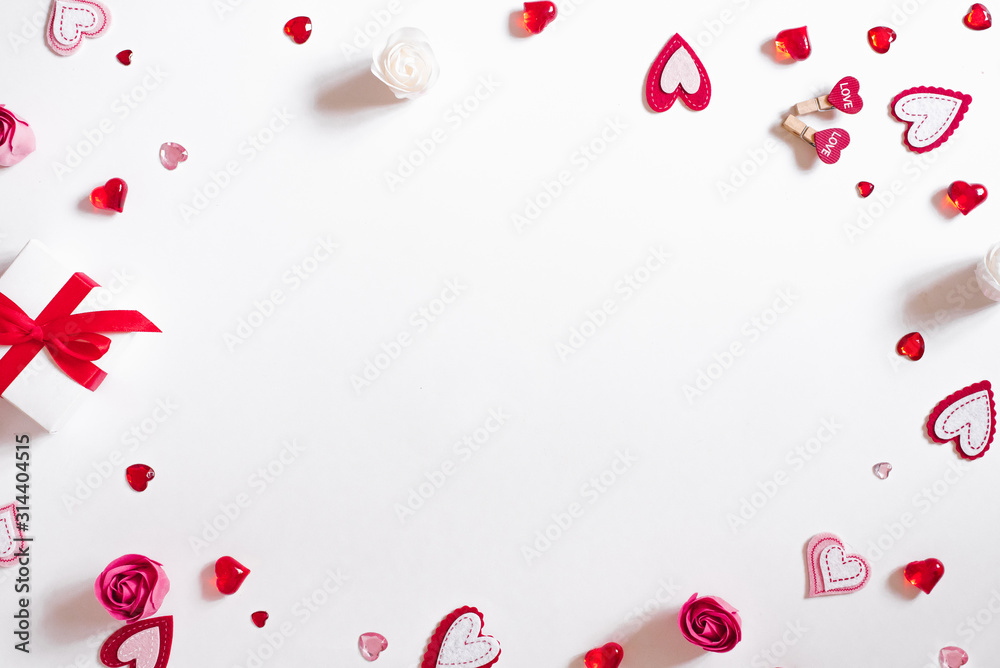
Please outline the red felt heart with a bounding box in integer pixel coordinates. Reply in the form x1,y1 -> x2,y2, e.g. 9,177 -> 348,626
948,181 -> 988,215
904,558 -> 944,594
896,332 -> 924,360
100,616 -> 172,668
827,76 -> 863,114
867,26 -> 896,53
814,128 -> 850,164
584,643 -> 623,668
645,34 -> 711,112
215,556 -> 250,595
964,3 -> 992,30
90,178 -> 128,213
523,2 -> 557,34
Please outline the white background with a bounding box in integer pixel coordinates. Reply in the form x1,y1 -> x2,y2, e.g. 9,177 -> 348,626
2,0 -> 999,667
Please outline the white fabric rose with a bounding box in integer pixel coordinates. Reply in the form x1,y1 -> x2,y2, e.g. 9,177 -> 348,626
371,28 -> 439,100
976,242 -> 1000,302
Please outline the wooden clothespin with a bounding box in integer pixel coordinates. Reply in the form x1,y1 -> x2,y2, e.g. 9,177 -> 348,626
782,114 -> 816,145
782,114 -> 851,164
794,76 -> 863,115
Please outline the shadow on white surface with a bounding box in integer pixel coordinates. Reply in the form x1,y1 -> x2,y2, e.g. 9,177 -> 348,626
508,11 -> 531,39
903,262 -> 992,332
885,566 -> 921,601
931,188 -> 961,220
314,68 -> 406,118
770,124 -> 818,171
0,399 -> 40,437
617,608 -> 703,668
76,194 -> 116,218
200,561 -> 225,602
44,583 -> 109,642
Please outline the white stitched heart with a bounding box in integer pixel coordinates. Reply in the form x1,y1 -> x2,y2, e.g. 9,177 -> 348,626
660,48 -> 701,95
934,388 -> 993,457
49,0 -> 108,50
436,613 -> 500,668
117,627 -> 161,668
894,93 -> 963,149
820,545 -> 868,591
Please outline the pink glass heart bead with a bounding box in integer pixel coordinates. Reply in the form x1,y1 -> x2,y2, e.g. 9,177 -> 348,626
159,142 -> 188,170
359,633 -> 387,661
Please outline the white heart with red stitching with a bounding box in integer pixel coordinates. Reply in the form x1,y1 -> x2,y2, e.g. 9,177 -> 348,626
933,387 -> 993,457
820,544 -> 869,591
48,0 -> 109,52
893,92 -> 964,149
116,627 -> 162,668
436,613 -> 500,668
660,48 -> 701,95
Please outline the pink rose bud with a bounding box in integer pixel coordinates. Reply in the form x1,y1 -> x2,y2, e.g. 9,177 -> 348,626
94,554 -> 170,624
0,106 -> 36,167
678,593 -> 742,653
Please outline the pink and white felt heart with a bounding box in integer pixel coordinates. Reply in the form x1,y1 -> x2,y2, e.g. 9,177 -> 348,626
927,380 -> 995,460
421,607 -> 500,668
645,34 -> 711,112
892,86 -> 972,153
46,0 -> 110,56
100,616 -> 173,668
806,533 -> 870,597
0,503 -> 27,567
814,128 -> 850,165
827,76 -> 863,114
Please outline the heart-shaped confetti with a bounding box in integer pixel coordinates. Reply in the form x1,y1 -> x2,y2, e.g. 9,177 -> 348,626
940,646 -> 969,668
775,26 -> 810,60
584,642 -> 623,668
896,332 -> 925,360
892,86 -> 972,153
872,462 -> 892,479
806,533 -> 870,596
948,181 -> 988,215
927,380 -> 995,460
159,143 -> 188,171
904,558 -> 945,594
100,616 -> 173,668
421,607 -> 500,668
90,178 -> 128,213
359,632 -> 388,661
814,128 -> 851,165
523,2 -> 557,34
215,556 -> 250,595
826,76 -> 863,113
867,26 -> 896,53
964,4 -> 992,29
645,34 -> 711,112
46,0 -> 110,56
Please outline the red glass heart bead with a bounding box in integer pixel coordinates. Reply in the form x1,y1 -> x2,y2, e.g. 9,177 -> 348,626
896,332 -> 924,360
90,178 -> 128,213
215,556 -> 251,595
523,2 -> 557,34
125,464 -> 155,491
284,16 -> 312,44
857,181 -> 874,198
948,181 -> 988,215
964,3 -> 992,29
904,558 -> 944,594
774,26 -> 810,60
251,611 -> 269,628
867,26 -> 896,53
116,49 -> 132,65
584,643 -> 623,668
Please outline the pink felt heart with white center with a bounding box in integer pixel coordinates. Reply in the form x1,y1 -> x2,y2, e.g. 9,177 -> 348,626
46,0 -> 110,56
892,86 -> 972,153
927,380 -> 995,460
806,533 -> 870,596
645,34 -> 711,112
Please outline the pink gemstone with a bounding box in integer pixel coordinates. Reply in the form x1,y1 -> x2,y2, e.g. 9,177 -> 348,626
939,646 -> 969,668
251,611 -> 269,628
873,462 -> 892,479
159,142 -> 188,170
358,633 -> 388,661
857,181 -> 874,198
126,464 -> 155,491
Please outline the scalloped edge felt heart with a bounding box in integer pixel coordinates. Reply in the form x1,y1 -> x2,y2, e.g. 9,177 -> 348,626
420,607 -> 501,668
46,0 -> 111,56
645,33 -> 711,112
100,616 -> 173,668
0,503 -> 28,566
891,86 -> 972,153
927,380 -> 995,460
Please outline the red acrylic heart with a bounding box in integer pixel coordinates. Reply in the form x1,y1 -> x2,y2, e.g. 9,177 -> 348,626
116,49 -> 132,65
251,611 -> 269,628
90,178 -> 128,213
775,26 -> 810,60
896,332 -> 924,360
284,16 -> 312,44
814,128 -> 850,165
827,76 -> 863,114
584,643 -> 623,668
904,558 -> 944,594
948,181 -> 988,215
126,464 -> 155,491
523,2 -> 557,34
867,26 -> 896,53
857,181 -> 874,197
964,3 -> 992,29
215,556 -> 251,595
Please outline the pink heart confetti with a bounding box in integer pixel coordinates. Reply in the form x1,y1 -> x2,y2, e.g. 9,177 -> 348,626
359,632 -> 387,661
159,142 -> 188,170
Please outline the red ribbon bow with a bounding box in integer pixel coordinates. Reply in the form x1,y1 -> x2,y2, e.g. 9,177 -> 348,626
0,273 -> 160,393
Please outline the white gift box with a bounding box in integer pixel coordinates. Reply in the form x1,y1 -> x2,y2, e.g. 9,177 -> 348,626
0,240 -> 141,432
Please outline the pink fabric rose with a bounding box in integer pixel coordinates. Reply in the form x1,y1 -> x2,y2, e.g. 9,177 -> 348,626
678,592 -> 742,653
0,106 -> 36,167
94,554 -> 170,623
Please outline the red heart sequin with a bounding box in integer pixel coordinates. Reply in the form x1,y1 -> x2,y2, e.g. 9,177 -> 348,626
857,181 -> 874,198
126,464 -> 155,491
867,26 -> 896,53
904,558 -> 944,594
215,556 -> 251,595
116,49 -> 132,65
896,332 -> 924,360
774,26 -> 810,60
948,181 -> 988,215
284,16 -> 312,44
964,3 -> 992,29
251,611 -> 269,628
584,643 -> 623,668
90,178 -> 128,213
523,2 -> 557,34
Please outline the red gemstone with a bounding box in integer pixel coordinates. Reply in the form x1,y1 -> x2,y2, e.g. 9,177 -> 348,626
284,16 -> 312,44
116,49 -> 132,65
774,26 -> 810,60
584,643 -> 623,668
523,2 -> 557,34
896,332 -> 924,360
857,181 -> 874,198
90,178 -> 128,213
867,26 -> 896,53
125,464 -> 155,491
215,556 -> 251,595
251,611 -> 269,628
964,3 -> 992,29
948,181 -> 988,215
904,558 -> 944,594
